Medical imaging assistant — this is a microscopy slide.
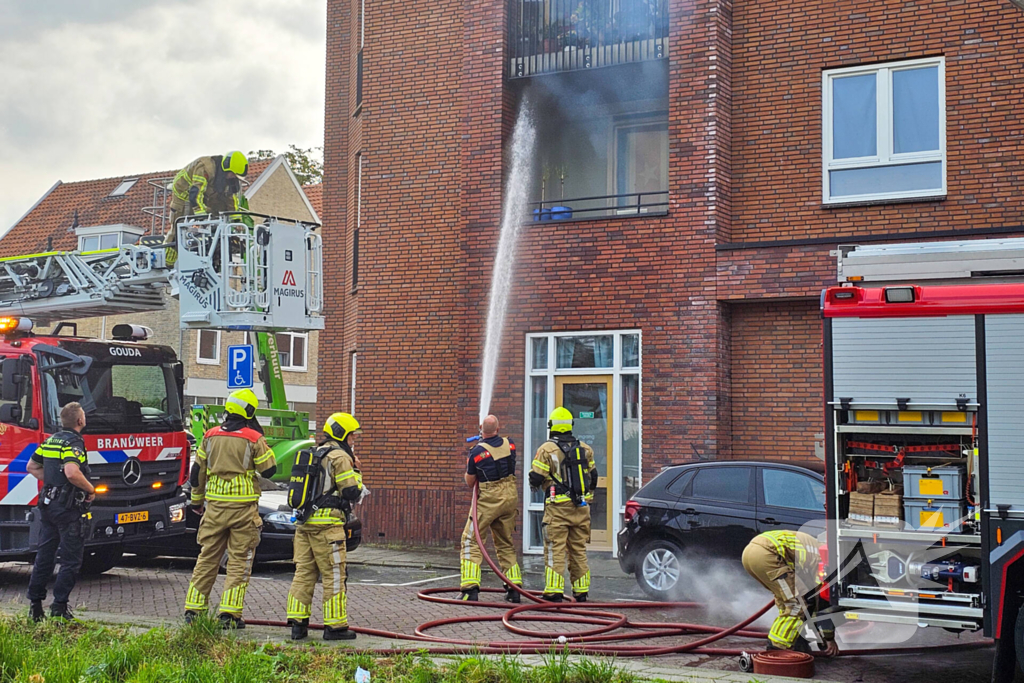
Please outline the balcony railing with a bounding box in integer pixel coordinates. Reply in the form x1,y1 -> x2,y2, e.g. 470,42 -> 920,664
508,0 -> 669,78
528,190 -> 668,222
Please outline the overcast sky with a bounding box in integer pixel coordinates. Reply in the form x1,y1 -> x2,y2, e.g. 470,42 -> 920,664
0,0 -> 326,235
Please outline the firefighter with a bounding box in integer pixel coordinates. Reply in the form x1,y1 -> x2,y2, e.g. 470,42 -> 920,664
528,407 -> 597,602
184,388 -> 277,628
24,402 -> 94,622
459,414 -> 523,603
163,151 -> 249,257
286,412 -> 364,640
741,529 -> 838,655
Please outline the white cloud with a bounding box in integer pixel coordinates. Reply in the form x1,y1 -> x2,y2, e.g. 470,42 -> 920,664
0,0 -> 325,235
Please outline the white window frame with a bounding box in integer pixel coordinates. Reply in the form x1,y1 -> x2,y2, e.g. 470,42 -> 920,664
108,178 -> 138,197
522,329 -> 642,555
276,332 -> 308,372
76,224 -> 144,252
196,330 -> 221,365
822,56 -> 946,205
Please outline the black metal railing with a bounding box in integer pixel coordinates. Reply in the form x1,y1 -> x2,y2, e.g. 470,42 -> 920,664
528,190 -> 668,221
508,0 -> 669,78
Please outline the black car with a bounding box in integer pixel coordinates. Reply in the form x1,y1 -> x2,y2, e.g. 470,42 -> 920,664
124,486 -> 297,563
617,460 -> 825,600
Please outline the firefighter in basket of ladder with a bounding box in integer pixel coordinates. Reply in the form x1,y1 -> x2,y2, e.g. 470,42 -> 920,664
184,388 -> 277,629
285,412 -> 365,641
742,529 -> 838,656
459,414 -> 523,603
529,407 -> 598,603
163,151 -> 250,261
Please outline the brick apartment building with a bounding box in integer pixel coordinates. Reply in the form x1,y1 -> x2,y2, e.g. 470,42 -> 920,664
321,0 -> 1024,551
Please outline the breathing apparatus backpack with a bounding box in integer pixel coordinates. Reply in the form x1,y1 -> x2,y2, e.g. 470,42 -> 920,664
552,438 -> 591,506
288,446 -> 348,523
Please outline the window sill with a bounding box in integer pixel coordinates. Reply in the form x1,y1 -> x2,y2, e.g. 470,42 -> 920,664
281,367 -> 307,373
195,359 -> 220,366
822,195 -> 946,209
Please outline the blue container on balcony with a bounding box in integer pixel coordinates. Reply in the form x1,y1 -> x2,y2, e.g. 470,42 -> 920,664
533,207 -> 552,222
550,206 -> 573,221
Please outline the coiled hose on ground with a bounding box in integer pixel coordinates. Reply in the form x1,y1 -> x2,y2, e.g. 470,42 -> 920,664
248,487 -> 993,660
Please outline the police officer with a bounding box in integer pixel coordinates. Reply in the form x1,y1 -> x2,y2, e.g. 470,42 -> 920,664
459,414 -> 522,603
286,412 -> 364,641
25,402 -> 94,622
529,407 -> 597,602
184,388 -> 277,628
741,529 -> 838,655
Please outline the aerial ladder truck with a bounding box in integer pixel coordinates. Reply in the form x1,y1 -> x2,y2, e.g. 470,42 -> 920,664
0,213 -> 323,573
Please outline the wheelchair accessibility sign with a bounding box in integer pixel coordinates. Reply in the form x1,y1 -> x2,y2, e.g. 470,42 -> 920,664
227,345 -> 254,389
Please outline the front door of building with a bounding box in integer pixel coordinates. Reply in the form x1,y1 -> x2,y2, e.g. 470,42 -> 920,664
555,375 -> 613,549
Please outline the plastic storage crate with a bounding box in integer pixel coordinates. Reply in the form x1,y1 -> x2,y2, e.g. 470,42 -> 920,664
903,465 -> 965,501
904,499 -> 967,533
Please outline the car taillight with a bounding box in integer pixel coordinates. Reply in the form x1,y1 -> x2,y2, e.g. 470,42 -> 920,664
624,500 -> 640,523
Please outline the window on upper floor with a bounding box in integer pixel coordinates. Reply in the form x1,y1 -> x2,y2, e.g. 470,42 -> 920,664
276,332 -> 307,372
823,57 -> 945,205
76,226 -> 143,252
196,330 -> 221,365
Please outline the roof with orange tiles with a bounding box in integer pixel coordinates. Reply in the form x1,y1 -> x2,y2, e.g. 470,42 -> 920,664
303,184 -> 323,219
0,157 -> 276,258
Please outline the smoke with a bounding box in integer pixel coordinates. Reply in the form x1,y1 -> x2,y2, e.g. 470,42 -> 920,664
478,102 -> 537,424
669,558 -> 776,627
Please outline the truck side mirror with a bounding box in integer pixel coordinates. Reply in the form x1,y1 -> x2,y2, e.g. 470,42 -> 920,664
1,357 -> 28,402
0,403 -> 22,424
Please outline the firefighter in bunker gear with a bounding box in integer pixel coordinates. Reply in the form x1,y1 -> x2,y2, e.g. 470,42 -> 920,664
528,407 -> 598,602
164,151 -> 249,257
184,389 -> 277,629
459,414 -> 522,603
25,402 -> 95,622
742,530 -> 838,655
286,412 -> 364,641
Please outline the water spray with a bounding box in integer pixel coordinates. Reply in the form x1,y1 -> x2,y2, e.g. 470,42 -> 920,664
477,103 -> 536,424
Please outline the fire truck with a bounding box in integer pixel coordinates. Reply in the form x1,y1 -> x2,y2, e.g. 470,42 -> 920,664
0,214 -> 323,574
823,238 -> 1024,679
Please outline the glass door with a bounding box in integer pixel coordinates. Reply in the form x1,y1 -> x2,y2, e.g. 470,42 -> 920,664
555,375 -> 614,549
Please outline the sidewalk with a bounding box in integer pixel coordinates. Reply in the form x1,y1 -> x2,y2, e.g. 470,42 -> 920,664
350,544 -> 623,579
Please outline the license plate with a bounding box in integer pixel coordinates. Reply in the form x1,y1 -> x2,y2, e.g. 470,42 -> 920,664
117,511 -> 149,524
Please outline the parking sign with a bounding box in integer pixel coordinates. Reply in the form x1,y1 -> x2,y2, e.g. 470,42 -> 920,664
227,345 -> 254,389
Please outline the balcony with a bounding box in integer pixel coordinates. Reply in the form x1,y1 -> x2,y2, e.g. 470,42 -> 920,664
508,0 -> 669,78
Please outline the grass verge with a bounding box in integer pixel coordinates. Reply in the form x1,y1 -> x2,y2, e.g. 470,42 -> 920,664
0,614 -> 647,683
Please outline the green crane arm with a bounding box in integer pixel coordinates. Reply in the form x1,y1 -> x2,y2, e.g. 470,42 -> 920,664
254,332 -> 289,410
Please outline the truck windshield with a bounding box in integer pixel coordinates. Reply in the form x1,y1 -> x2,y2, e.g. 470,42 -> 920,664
40,362 -> 183,435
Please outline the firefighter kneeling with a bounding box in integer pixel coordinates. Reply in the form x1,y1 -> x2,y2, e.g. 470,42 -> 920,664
285,412 -> 365,641
742,530 -> 838,656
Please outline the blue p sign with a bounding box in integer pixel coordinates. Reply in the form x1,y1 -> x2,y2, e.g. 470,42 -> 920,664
227,345 -> 254,389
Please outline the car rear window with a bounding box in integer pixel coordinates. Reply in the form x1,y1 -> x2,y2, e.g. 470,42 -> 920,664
665,469 -> 695,497
691,467 -> 752,504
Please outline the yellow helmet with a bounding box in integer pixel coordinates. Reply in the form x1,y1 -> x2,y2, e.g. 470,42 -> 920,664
225,388 -> 258,419
221,151 -> 249,177
548,407 -> 574,433
324,412 -> 361,442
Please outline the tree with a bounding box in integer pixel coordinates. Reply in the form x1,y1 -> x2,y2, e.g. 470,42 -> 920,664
247,145 -> 324,185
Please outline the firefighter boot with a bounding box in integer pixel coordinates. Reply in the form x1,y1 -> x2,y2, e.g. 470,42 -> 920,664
573,592 -> 588,603
324,626 -> 357,641
540,593 -> 563,603
30,600 -> 44,622
460,587 -> 480,602
289,618 -> 309,641
50,603 -> 76,623
218,613 -> 246,630
184,610 -> 201,625
505,586 -> 522,604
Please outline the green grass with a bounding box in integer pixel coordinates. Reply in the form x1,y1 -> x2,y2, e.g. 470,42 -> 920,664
0,615 -> 646,683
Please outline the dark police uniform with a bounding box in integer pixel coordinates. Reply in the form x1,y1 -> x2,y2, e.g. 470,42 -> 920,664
459,436 -> 521,591
27,429 -> 91,610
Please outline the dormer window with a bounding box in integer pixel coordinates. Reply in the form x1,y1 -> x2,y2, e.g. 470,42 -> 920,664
75,224 -> 145,252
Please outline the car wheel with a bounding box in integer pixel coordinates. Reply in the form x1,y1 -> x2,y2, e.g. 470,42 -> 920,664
80,547 -> 124,575
635,539 -> 684,601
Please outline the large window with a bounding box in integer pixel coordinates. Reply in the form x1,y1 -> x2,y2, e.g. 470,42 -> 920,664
822,57 -> 945,204
76,226 -> 143,252
196,330 -> 220,365
276,332 -> 308,371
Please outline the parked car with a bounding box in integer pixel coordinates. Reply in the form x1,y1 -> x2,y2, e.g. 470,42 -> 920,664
124,484 -> 297,563
617,460 -> 825,600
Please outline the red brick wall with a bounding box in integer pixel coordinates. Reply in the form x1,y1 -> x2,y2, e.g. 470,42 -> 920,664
729,299 -> 822,461
730,0 -> 1024,248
